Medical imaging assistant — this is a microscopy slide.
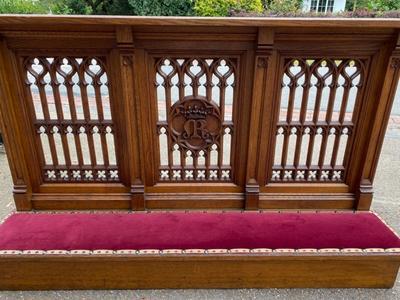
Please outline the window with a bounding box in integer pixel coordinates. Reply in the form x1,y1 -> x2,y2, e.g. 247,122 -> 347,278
318,0 -> 327,12
309,0 -> 335,13
310,0 -> 318,11
327,0 -> 334,12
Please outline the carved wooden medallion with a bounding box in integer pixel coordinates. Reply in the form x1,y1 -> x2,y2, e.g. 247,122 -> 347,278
169,96 -> 221,152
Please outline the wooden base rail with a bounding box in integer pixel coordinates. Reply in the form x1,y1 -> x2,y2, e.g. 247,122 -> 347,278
0,253 -> 399,290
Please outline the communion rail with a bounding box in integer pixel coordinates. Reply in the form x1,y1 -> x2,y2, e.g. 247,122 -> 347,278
0,16 -> 399,211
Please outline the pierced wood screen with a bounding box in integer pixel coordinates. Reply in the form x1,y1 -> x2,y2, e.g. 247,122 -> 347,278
155,57 -> 236,182
23,56 -> 119,182
1,19 -> 398,212
271,58 -> 366,182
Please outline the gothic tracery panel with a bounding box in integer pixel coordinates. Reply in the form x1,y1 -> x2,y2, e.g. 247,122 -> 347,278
271,58 -> 366,182
24,56 -> 119,182
155,57 -> 236,181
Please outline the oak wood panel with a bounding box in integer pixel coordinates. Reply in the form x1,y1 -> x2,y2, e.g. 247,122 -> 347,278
30,192 -> 355,210
0,40 -> 36,210
146,183 -> 242,193
32,194 -> 131,210
38,183 -> 128,193
0,17 -> 398,211
0,254 -> 398,289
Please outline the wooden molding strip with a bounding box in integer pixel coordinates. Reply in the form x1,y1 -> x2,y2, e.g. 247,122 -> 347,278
0,15 -> 399,28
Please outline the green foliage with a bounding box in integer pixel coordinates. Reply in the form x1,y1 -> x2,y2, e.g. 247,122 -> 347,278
366,0 -> 400,10
109,0 -> 133,14
267,0 -> 302,13
53,0 -> 131,15
194,0 -> 263,17
53,0 -> 195,16
128,0 -> 194,16
346,0 -> 366,10
0,0 -> 49,14
346,0 -> 400,11
1,0 -> 398,16
53,0 -> 92,14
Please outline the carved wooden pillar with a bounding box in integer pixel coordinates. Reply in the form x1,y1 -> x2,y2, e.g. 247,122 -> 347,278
0,39 -> 34,210
245,28 -> 274,210
113,26 -> 145,210
354,33 -> 400,210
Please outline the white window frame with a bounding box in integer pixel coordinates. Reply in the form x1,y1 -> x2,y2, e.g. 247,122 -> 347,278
309,0 -> 335,13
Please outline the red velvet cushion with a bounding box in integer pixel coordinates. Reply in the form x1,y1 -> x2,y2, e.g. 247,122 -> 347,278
0,212 -> 399,251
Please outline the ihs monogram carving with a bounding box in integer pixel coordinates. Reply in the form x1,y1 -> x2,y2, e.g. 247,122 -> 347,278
169,96 -> 221,151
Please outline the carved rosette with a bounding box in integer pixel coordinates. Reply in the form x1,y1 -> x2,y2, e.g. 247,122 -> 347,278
257,57 -> 268,68
169,96 -> 221,152
390,57 -> 400,69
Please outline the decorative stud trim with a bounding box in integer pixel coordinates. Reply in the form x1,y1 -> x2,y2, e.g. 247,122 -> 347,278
161,249 -> 183,254
184,249 -> 206,254
0,209 -> 384,218
0,248 -> 399,257
230,248 -> 251,253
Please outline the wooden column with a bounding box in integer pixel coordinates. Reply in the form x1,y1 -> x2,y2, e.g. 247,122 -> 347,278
113,26 -> 145,210
354,32 -> 400,210
0,39 -> 35,210
245,28 -> 274,210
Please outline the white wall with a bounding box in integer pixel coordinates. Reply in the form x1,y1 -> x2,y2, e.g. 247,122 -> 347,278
302,0 -> 311,11
333,0 -> 346,12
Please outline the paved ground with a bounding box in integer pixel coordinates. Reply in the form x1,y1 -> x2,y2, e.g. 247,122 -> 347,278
0,107 -> 399,299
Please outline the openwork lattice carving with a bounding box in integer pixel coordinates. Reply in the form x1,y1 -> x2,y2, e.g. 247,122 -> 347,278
271,58 -> 366,182
155,58 -> 236,181
24,57 -> 119,182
